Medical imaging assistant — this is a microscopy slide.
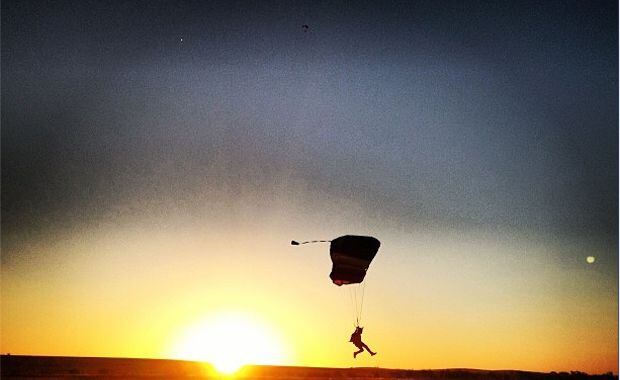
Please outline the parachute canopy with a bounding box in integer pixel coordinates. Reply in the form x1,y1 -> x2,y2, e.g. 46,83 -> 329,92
329,235 -> 380,286
290,235 -> 380,325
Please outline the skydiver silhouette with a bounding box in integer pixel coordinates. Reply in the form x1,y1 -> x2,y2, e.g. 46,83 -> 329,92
349,326 -> 376,358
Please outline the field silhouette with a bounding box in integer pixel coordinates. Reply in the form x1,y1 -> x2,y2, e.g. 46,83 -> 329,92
1,355 -> 616,379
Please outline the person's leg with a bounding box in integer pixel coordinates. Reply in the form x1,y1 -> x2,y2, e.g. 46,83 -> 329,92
354,343 -> 364,358
361,343 -> 376,356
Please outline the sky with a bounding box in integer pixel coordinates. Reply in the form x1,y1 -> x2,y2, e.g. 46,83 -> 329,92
1,0 -> 618,375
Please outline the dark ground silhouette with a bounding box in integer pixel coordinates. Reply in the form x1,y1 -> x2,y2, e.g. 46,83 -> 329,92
1,355 -> 616,379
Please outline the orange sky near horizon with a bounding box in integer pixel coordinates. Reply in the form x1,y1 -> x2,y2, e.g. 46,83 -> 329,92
2,204 -> 617,375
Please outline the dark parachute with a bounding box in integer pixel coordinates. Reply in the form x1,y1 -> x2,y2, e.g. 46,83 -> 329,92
291,235 -> 380,286
329,235 -> 380,286
291,235 -> 380,326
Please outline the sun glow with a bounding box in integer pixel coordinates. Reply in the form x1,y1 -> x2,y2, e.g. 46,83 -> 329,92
168,312 -> 288,374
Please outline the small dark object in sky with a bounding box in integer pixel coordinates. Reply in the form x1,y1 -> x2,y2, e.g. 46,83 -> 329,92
302,24 -> 309,32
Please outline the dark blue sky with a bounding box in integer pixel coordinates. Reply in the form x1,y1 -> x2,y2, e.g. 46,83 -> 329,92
2,0 -> 618,262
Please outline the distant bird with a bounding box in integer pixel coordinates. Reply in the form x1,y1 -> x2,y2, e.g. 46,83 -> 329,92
302,24 -> 309,32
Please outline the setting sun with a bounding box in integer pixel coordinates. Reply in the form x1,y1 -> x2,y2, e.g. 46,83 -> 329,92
167,312 -> 288,374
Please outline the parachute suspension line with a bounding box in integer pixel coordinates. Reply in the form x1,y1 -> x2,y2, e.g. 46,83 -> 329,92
290,240 -> 331,245
347,286 -> 357,327
354,284 -> 360,326
357,280 -> 367,326
344,282 -> 367,327
353,284 -> 359,326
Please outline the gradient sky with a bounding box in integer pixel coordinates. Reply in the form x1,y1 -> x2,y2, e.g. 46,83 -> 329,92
1,0 -> 618,375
